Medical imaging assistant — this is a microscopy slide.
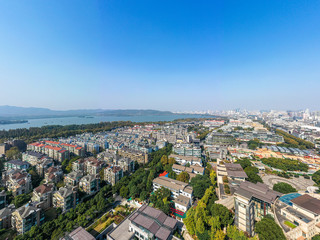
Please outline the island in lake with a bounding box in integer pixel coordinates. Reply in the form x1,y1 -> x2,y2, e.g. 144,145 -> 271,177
0,119 -> 28,125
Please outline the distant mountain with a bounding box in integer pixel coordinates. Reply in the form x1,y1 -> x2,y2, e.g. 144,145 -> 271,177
0,106 -> 174,119
97,109 -> 173,117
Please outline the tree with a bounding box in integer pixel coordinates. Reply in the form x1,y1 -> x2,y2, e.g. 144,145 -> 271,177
13,193 -> 31,208
236,158 -> 252,169
28,167 -> 43,188
168,157 -> 176,165
139,191 -> 148,201
190,175 -> 211,199
244,166 -> 263,184
161,155 -> 168,165
210,204 -> 233,228
273,182 -> 297,194
255,218 -> 286,240
168,171 -> 177,179
210,170 -> 217,186
214,229 -> 226,240
196,217 -> 206,234
5,146 -> 21,160
184,207 -> 196,235
177,172 -> 190,183
120,186 -> 129,198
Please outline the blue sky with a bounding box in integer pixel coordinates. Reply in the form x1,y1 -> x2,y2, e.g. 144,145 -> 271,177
0,0 -> 319,111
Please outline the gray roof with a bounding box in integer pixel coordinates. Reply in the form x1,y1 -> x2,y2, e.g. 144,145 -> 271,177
173,194 -> 191,208
129,205 -> 177,240
62,226 -> 95,240
291,194 -> 320,215
235,181 -> 281,204
15,204 -> 39,218
225,163 -> 248,178
57,186 -> 74,198
153,176 -> 193,194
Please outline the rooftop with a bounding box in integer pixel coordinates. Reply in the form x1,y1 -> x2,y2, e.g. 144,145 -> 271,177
291,194 -> 320,215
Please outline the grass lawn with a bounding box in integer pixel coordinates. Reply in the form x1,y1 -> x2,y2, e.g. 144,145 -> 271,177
284,220 -> 297,229
44,207 -> 58,221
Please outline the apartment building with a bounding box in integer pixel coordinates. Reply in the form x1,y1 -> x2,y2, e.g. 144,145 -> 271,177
117,157 -> 135,173
153,176 -> 193,200
79,175 -> 99,195
104,166 -> 123,186
44,166 -> 63,184
72,158 -> 85,173
22,151 -> 47,166
0,204 -> 15,230
64,171 -> 83,186
53,187 -> 78,212
6,170 -> 32,196
32,184 -> 54,210
118,148 -> 148,164
173,144 -> 201,157
11,203 -> 44,234
0,190 -> 6,210
172,164 -> 205,179
169,154 -> 202,166
5,160 -> 30,171
84,157 -> 104,175
27,142 -> 69,162
36,158 -> 54,177
234,181 -> 281,236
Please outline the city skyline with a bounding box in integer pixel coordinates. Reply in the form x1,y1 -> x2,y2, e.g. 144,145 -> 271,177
0,1 -> 319,111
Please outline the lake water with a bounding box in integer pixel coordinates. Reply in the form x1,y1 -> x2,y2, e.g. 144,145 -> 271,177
0,114 -> 213,131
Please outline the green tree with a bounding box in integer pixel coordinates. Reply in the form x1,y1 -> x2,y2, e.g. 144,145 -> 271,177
244,166 -> 263,184
190,175 -> 211,199
12,193 -> 31,208
210,204 -> 233,228
214,229 -> 225,240
5,146 -> 21,160
210,170 -> 217,186
161,155 -> 168,165
177,171 -> 190,183
120,186 -> 129,198
273,182 -> 297,194
255,218 -> 286,240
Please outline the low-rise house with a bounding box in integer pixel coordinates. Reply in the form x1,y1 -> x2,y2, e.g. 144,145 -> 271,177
64,171 -> 83,186
32,184 -> 54,210
11,203 -> 44,234
79,175 -> 99,195
53,187 -> 78,212
0,204 -> 15,230
5,160 -> 30,171
104,166 -> 123,186
6,170 -> 32,196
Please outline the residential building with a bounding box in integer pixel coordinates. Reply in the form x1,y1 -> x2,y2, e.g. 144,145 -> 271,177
6,170 -> 32,196
0,204 -> 15,230
104,166 -> 123,186
64,171 -> 83,186
44,166 -> 63,184
0,190 -> 6,210
169,154 -> 202,166
172,164 -> 204,179
53,187 -> 78,212
117,157 -> 135,173
5,160 -> 30,171
84,157 -> 104,175
153,176 -> 193,200
36,158 -> 54,177
279,194 -> 320,240
173,144 -> 201,157
79,175 -> 100,195
72,158 -> 85,173
108,205 -> 177,240
234,181 -> 281,236
32,184 -> 54,210
61,226 -> 95,240
118,148 -> 148,164
11,203 -> 44,234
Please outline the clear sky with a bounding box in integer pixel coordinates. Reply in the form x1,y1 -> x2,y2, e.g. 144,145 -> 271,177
0,0 -> 319,111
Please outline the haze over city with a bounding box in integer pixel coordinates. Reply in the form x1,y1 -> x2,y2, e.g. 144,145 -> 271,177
1,0 -> 320,111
